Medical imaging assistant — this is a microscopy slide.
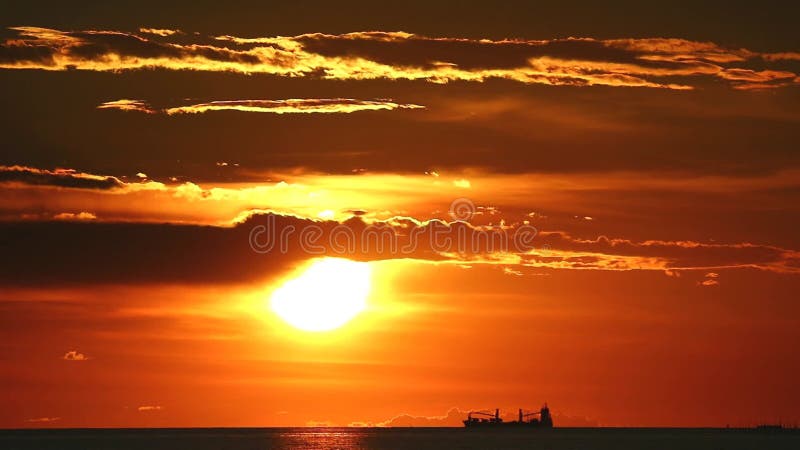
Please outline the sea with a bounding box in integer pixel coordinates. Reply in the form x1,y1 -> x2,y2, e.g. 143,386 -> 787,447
1,427 -> 799,450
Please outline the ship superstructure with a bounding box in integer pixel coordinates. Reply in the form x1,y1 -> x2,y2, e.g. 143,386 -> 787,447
463,404 -> 553,428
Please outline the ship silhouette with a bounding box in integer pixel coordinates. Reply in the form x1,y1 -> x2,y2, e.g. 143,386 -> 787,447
463,404 -> 553,428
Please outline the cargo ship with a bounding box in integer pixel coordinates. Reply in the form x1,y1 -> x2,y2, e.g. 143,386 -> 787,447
463,404 -> 553,428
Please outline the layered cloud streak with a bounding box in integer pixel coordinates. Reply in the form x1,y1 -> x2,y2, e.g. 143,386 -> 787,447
97,98 -> 424,115
2,27 -> 799,89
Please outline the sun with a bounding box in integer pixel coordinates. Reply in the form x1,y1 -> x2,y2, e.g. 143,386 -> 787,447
270,258 -> 372,332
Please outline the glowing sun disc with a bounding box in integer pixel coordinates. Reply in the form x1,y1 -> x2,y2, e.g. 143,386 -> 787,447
270,258 -> 372,332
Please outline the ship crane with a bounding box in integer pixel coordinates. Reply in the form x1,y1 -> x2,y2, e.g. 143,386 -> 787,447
519,409 -> 542,422
466,409 -> 502,422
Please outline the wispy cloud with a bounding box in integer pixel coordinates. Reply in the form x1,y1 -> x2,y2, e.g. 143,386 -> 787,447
3,27 -> 798,89
97,98 -> 425,115
699,272 -> 720,286
165,98 -> 424,115
97,99 -> 156,114
53,212 -> 97,221
0,165 -> 125,190
62,350 -> 89,361
138,28 -> 180,37
25,417 -> 61,423
137,405 -> 163,412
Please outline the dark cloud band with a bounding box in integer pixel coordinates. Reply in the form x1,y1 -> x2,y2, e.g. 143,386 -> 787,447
0,165 -> 125,190
1,212 -> 796,286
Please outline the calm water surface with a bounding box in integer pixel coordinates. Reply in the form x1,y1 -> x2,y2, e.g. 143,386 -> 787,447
1,427 -> 798,450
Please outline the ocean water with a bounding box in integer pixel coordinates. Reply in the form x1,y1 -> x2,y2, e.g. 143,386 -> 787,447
1,427 -> 798,450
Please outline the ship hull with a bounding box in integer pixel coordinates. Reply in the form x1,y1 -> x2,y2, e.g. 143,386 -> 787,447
463,421 -> 553,428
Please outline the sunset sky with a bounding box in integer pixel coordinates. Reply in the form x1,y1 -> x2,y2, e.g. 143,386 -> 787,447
1,1 -> 800,428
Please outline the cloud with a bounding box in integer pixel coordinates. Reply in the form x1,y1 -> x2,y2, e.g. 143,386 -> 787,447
165,99 -> 424,115
0,165 -> 125,190
138,28 -> 180,37
699,272 -> 720,286
1,211 -> 798,286
25,417 -> 61,423
347,421 -> 375,427
137,405 -> 163,412
97,99 -> 157,114
99,98 -> 425,115
2,27 -> 798,90
63,350 -> 89,361
53,212 -> 97,221
378,407 -> 465,427
528,232 -> 800,274
3,165 -> 800,260
305,420 -> 333,427
0,166 -> 169,203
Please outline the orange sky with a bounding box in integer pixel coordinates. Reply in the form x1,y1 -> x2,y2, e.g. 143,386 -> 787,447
1,1 -> 800,429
